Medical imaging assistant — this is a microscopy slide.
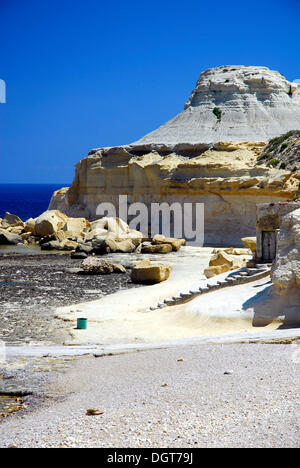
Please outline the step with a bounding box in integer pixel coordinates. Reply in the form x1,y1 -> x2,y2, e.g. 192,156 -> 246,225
180,292 -> 192,299
189,289 -> 201,295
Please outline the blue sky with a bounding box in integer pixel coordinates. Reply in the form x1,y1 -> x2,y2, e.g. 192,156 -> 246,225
0,0 -> 299,184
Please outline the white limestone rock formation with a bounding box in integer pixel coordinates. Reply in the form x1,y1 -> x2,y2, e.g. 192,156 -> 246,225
133,65 -> 300,145
49,66 -> 300,245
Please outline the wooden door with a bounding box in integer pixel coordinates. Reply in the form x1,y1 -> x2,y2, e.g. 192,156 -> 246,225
262,231 -> 276,263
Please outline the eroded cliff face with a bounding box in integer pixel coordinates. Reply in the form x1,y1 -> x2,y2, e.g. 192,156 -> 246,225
49,66 -> 300,245
49,142 -> 299,245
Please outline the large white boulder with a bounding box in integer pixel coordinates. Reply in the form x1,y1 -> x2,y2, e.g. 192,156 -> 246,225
63,217 -> 90,237
35,210 -> 68,237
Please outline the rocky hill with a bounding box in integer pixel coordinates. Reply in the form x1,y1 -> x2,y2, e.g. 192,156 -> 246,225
256,130 -> 300,172
133,65 -> 300,144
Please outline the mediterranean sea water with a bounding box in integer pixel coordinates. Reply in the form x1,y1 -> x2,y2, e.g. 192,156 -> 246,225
0,184 -> 68,221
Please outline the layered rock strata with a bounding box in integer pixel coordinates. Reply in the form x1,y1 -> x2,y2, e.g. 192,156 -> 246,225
50,142 -> 299,245
49,66 -> 300,245
134,65 -> 300,144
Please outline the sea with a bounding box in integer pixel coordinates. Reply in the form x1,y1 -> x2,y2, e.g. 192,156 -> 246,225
0,184 -> 68,221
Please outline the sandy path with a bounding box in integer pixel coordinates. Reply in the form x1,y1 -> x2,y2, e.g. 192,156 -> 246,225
0,343 -> 299,448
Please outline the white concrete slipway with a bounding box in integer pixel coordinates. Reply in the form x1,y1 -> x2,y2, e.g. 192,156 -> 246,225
50,247 -> 300,348
4,328 -> 300,360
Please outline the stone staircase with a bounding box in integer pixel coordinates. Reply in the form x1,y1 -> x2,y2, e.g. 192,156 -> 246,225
145,264 -> 271,312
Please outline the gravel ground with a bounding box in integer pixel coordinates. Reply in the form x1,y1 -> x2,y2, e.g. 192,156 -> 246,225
0,343 -> 299,448
0,254 -> 142,345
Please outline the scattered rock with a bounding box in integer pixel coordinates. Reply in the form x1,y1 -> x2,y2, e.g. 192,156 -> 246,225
84,228 -> 108,242
105,238 -> 136,253
60,240 -> 78,251
110,263 -> 126,274
35,210 -> 68,237
204,264 -> 230,278
205,250 -> 249,278
71,251 -> 88,259
81,257 -> 114,275
141,243 -> 173,254
86,409 -> 104,416
63,217 -> 90,238
93,237 -> 136,254
209,251 -> 233,268
24,217 -> 36,234
1,212 -> 24,228
152,234 -> 186,251
75,244 -> 93,255
64,267 -> 84,274
131,259 -> 171,283
0,230 -> 23,245
241,237 -> 257,252
8,226 -> 24,235
40,240 -> 61,251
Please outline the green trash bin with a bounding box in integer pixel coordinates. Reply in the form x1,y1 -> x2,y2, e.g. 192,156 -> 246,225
77,318 -> 88,330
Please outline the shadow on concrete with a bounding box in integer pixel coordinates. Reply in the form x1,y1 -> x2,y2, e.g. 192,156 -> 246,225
242,282 -> 300,329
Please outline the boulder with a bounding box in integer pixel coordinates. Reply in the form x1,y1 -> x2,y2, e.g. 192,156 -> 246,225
40,240 -> 61,251
241,237 -> 257,252
141,243 -> 173,254
105,238 -> 136,253
21,232 -> 33,241
110,263 -> 126,274
84,228 -> 108,242
1,212 -> 24,228
115,230 -> 143,246
24,218 -> 36,234
35,210 -> 68,237
8,226 -> 24,235
71,251 -> 88,259
56,229 -> 69,242
63,217 -> 90,237
107,217 -> 130,235
0,229 -> 23,245
204,264 -> 231,278
60,240 -> 78,251
81,257 -> 114,275
75,243 -> 93,255
92,237 -> 136,254
209,251 -> 233,268
39,234 -> 57,245
152,234 -> 185,251
131,259 -> 171,283
208,250 -> 248,274
90,217 -> 130,235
